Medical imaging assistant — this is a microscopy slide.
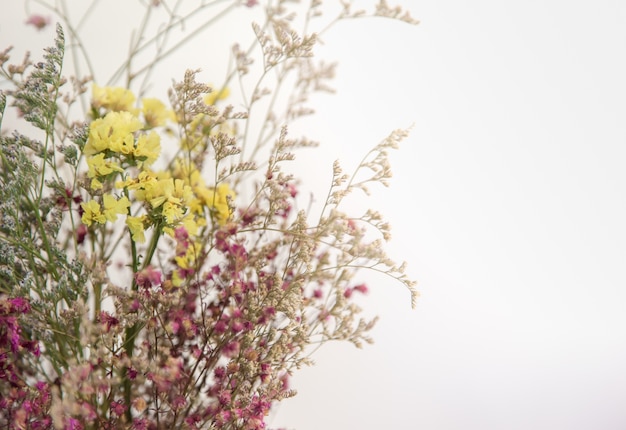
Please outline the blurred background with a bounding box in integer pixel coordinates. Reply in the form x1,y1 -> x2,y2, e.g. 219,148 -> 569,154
2,1 -> 626,429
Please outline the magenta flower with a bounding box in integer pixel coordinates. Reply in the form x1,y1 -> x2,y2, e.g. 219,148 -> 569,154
109,400 -> 124,417
65,417 -> 83,430
135,265 -> 163,289
354,283 -> 369,294
132,418 -> 149,430
127,367 -> 138,380
25,14 -> 51,30
8,297 -> 30,313
99,311 -> 119,332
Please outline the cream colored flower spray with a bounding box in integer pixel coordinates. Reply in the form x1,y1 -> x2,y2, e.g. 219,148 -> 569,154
0,1 -> 417,428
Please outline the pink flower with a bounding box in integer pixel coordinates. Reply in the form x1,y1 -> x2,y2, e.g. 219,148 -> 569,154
135,265 -> 162,289
31,416 -> 52,429
285,182 -> 298,197
172,395 -> 186,410
245,0 -> 259,8
345,283 -> 369,298
22,339 -> 40,356
256,306 -> 275,325
231,320 -> 244,333
214,319 -> 227,334
354,283 -> 368,294
35,381 -> 49,404
127,367 -> 138,380
218,410 -> 232,424
2,315 -> 21,353
25,15 -> 51,31
240,208 -> 258,226
9,297 -> 30,313
223,341 -> 240,357
110,400 -> 126,417
130,299 -> 141,312
65,417 -> 83,430
259,363 -> 270,383
99,311 -> 119,332
218,390 -> 232,406
76,223 -> 87,244
185,414 -> 201,426
280,372 -> 290,390
132,418 -> 149,430
174,226 -> 189,242
214,367 -> 226,379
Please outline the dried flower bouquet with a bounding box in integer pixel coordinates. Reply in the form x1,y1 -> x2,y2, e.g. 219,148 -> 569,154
0,1 -> 417,428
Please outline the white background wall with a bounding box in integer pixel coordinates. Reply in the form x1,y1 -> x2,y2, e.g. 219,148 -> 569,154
2,1 -> 626,429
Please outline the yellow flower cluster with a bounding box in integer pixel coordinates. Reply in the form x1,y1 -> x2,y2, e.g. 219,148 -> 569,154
206,183 -> 236,226
82,86 -> 168,238
172,241 -> 204,287
81,195 -> 130,226
81,85 -> 237,245
165,158 -> 235,287
125,171 -> 193,224
172,160 -> 235,227
126,214 -> 147,243
83,108 -> 161,192
92,84 -> 137,114
91,84 -> 175,129
141,98 -> 175,129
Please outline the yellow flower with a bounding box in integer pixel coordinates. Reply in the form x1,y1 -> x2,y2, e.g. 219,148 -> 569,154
203,85 -> 230,106
133,131 -> 161,167
173,178 -> 193,202
126,215 -> 147,243
172,269 -> 185,287
187,195 -> 205,220
141,98 -> 175,128
172,159 -> 200,183
92,84 -> 138,114
180,214 -> 200,236
103,194 -> 130,222
122,170 -> 159,196
206,183 -> 235,225
171,161 -> 207,218
130,174 -> 192,225
174,242 -> 202,269
157,179 -> 192,224
84,111 -> 142,156
90,177 -> 103,191
170,160 -> 234,226
87,153 -> 124,179
145,178 -> 173,209
163,214 -> 201,237
81,200 -> 106,226
162,201 -> 184,224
